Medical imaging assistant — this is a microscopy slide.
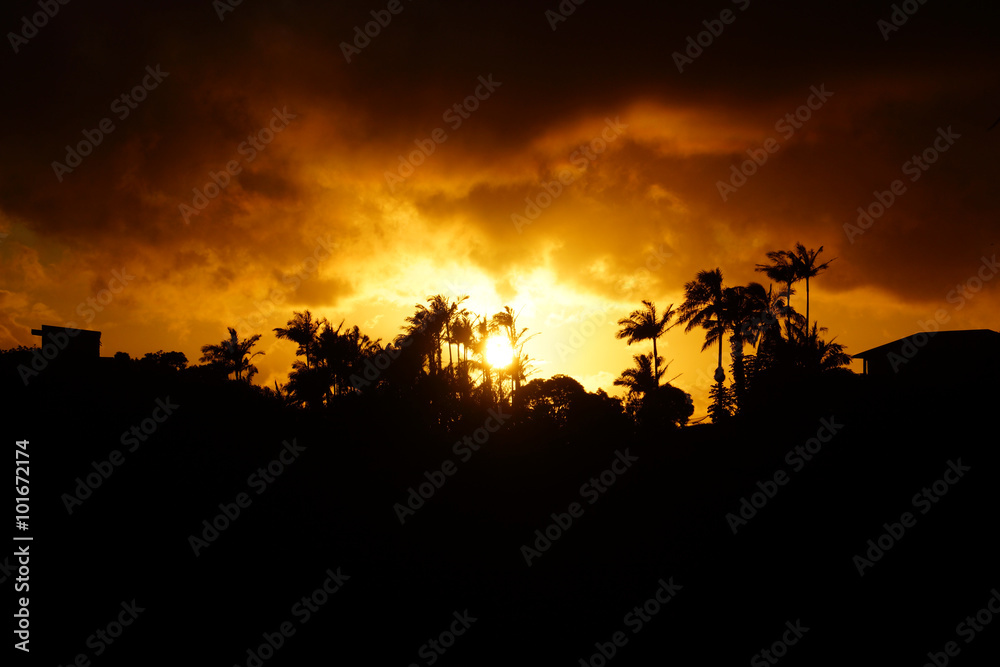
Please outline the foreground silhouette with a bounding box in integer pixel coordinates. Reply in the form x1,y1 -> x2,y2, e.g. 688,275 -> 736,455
4,254 -> 998,664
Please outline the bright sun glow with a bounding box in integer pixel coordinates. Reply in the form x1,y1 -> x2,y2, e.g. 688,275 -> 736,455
485,336 -> 514,367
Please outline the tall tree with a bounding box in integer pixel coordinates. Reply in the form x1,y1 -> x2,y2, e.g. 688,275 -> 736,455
468,314 -> 496,404
781,322 -> 851,373
787,243 -> 835,330
613,352 -> 665,399
451,313 -> 475,393
755,251 -> 798,329
317,320 -> 381,398
492,306 -> 538,401
397,304 -> 440,376
200,327 -> 264,382
721,283 -> 770,409
273,310 -> 322,368
615,300 -> 675,387
428,294 -> 469,381
676,268 -> 728,383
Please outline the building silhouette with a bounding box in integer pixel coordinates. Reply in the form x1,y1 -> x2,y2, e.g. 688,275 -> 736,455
853,329 -> 1000,383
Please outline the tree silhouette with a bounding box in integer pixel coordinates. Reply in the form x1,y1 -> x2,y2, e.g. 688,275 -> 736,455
721,283 -> 770,410
200,328 -> 264,382
781,321 -> 851,373
451,312 -> 475,400
708,381 -> 736,423
614,352 -> 664,400
787,243 -> 835,330
284,362 -> 329,409
492,306 -> 538,402
317,319 -> 381,398
516,374 -> 587,427
468,314 -> 496,405
427,294 -> 469,382
640,383 -> 695,431
273,311 -> 322,368
615,300 -> 675,386
677,268 -> 727,383
396,304 -> 440,377
136,350 -> 188,373
755,251 -> 798,329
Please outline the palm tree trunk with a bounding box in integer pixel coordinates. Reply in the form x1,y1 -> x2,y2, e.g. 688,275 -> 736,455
805,276 -> 810,330
716,329 -> 725,383
446,320 -> 453,378
652,336 -> 659,386
786,279 -> 792,332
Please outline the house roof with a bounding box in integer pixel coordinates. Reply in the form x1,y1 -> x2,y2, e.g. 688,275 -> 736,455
31,325 -> 102,336
852,329 -> 1000,359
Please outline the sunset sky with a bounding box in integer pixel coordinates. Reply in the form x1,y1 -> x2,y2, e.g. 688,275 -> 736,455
2,0 -> 997,417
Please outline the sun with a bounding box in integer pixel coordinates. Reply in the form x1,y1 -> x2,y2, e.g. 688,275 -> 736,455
485,336 -> 514,367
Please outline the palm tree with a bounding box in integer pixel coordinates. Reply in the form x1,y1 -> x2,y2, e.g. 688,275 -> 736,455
782,322 -> 851,373
509,349 -> 538,401
427,294 -> 467,380
469,314 -> 496,404
787,243 -> 835,330
273,310 -> 322,368
615,300 -> 676,386
397,304 -> 440,376
755,251 -> 798,329
200,327 -> 264,382
613,352 -> 665,398
676,268 -> 727,383
316,320 -> 382,398
285,362 -> 329,409
492,306 -> 538,401
753,284 -> 800,348
721,283 -> 770,407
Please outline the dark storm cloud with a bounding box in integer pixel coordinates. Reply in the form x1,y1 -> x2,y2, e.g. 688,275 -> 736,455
1,0 -> 997,355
